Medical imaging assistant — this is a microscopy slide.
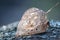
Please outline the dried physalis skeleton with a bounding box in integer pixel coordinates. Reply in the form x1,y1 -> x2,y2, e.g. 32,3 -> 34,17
16,2 -> 59,37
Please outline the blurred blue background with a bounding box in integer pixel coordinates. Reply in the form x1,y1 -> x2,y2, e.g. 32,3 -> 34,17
0,0 -> 60,26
